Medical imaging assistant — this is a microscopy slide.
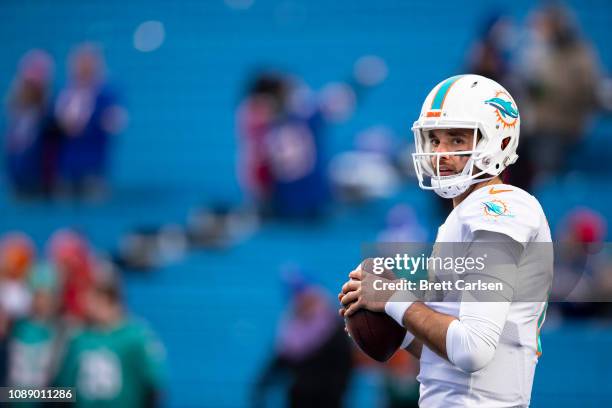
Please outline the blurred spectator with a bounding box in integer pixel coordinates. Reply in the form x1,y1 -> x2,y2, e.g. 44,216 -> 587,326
54,43 -> 125,200
4,50 -> 59,198
0,232 -> 36,393
237,61 -> 390,218
6,263 -> 60,401
552,207 -> 608,317
47,229 -> 95,323
237,73 -> 288,210
238,62 -> 391,219
252,271 -> 353,408
238,72 -> 330,219
54,267 -> 166,407
512,3 -> 602,189
466,11 -> 515,85
0,233 -> 35,320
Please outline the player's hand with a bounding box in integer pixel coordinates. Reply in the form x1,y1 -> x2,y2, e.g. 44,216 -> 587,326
338,262 -> 395,317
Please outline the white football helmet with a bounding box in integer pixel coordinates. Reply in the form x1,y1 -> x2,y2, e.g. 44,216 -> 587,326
411,74 -> 520,198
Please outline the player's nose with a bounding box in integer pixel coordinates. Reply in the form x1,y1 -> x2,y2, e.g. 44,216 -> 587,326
434,143 -> 452,159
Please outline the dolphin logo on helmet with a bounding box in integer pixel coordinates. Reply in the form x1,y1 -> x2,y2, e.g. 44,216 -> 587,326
484,97 -> 519,119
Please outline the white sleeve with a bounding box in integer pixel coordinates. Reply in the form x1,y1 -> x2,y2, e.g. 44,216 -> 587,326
446,302 -> 510,373
445,231 -> 521,373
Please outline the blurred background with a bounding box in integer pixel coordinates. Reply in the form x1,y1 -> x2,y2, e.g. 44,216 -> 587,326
1,0 -> 612,406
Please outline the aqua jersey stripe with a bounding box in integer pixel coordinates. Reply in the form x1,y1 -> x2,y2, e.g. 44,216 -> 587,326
536,302 -> 548,355
537,335 -> 542,355
430,75 -> 464,110
537,302 -> 548,329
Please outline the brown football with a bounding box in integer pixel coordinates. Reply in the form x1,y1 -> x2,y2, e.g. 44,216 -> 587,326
346,309 -> 406,362
345,259 -> 406,362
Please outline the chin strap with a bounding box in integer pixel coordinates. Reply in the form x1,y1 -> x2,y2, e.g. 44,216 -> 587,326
433,175 -> 495,199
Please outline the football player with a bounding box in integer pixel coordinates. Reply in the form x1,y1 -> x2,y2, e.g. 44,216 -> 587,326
339,74 -> 553,407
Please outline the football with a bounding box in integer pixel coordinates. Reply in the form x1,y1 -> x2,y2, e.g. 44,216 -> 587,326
345,259 -> 406,362
346,308 -> 406,362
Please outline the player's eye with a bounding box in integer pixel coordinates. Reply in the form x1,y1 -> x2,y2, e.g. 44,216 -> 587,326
429,137 -> 440,147
452,137 -> 466,145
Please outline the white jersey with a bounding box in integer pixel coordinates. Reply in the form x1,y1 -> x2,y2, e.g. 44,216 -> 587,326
418,184 -> 552,408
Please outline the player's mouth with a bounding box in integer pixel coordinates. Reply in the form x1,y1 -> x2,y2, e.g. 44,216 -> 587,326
437,165 -> 456,176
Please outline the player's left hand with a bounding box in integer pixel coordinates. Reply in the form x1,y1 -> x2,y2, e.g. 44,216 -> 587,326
338,263 -> 395,317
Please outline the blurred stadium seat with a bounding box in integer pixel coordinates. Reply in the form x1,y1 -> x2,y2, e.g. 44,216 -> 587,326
0,0 -> 611,406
